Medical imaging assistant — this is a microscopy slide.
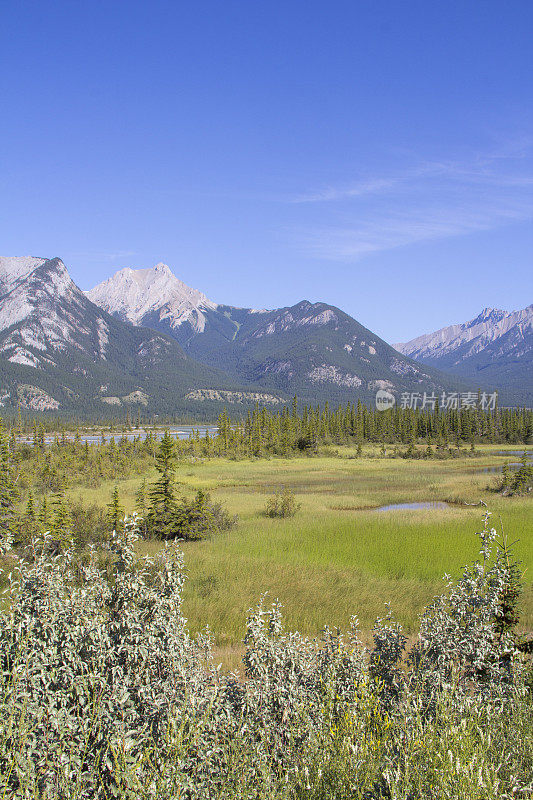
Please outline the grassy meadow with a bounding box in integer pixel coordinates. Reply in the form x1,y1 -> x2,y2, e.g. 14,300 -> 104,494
64,443 -> 532,669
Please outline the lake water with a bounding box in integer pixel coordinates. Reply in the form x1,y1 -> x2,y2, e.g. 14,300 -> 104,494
18,425 -> 218,446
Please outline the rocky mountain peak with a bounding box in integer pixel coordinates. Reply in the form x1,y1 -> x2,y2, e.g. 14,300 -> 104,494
86,262 -> 217,330
2,252 -> 520,410
153,262 -> 171,274
393,304 -> 532,405
0,254 -> 246,414
0,256 -> 46,289
471,307 -> 508,326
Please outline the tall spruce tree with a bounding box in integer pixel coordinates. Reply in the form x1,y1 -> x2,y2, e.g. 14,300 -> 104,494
107,486 -> 124,533
49,493 -> 73,553
38,496 -> 49,532
0,420 -> 19,552
147,432 -> 180,538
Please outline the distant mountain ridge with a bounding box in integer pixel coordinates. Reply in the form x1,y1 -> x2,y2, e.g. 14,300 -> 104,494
394,305 -> 533,406
0,256 -> 279,415
88,262 -> 471,406
2,255 -> 526,414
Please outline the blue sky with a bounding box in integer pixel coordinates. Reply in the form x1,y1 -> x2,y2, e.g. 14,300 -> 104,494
1,0 -> 531,342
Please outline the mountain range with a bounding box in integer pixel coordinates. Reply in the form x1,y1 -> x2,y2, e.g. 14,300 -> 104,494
0,257 -> 273,416
395,305 -> 533,406
0,255 -> 529,416
86,262 -> 469,407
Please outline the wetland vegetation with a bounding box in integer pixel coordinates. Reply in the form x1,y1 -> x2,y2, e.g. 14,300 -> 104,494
0,402 -> 531,797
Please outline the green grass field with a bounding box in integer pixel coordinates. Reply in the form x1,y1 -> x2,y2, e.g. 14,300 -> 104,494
67,444 -> 532,669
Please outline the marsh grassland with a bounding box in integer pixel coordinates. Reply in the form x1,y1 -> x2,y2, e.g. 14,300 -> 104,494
67,444 -> 532,669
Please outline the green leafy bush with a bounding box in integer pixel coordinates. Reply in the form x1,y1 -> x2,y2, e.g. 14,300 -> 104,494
146,489 -> 235,540
499,453 -> 533,495
69,498 -> 111,547
173,490 -> 236,540
264,489 -> 301,518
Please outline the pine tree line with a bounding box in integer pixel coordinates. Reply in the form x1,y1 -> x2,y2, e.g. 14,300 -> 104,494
201,399 -> 533,458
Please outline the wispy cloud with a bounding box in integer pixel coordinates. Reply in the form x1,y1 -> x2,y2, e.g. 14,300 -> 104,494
297,199 -> 533,261
291,177 -> 400,203
291,151 -> 533,204
63,250 -> 137,262
289,143 -> 533,260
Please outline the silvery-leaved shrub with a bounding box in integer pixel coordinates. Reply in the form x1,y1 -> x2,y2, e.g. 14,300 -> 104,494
0,511 -> 530,799
408,512 -> 525,703
0,517 -> 215,798
369,603 -> 407,701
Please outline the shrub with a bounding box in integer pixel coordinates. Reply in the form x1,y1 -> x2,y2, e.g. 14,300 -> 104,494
174,490 -> 235,540
0,520 -> 212,797
498,454 -> 533,495
264,488 -> 301,518
296,435 -> 317,453
146,489 -> 235,540
0,512 -> 530,798
69,498 -> 111,548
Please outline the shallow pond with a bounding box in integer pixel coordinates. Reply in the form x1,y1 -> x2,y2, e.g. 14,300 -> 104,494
482,463 -> 523,474
375,501 -> 451,512
494,451 -> 532,459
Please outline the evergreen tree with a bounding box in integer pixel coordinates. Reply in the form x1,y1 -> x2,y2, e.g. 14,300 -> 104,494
16,406 -> 23,438
147,432 -> 180,538
217,409 -> 231,451
107,486 -> 124,533
38,496 -> 49,532
0,420 -> 19,551
291,395 -> 298,419
135,478 -> 149,537
174,490 -> 215,540
203,428 -> 212,457
501,462 -> 511,493
49,493 -> 73,553
25,491 -> 36,525
18,491 -> 37,543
